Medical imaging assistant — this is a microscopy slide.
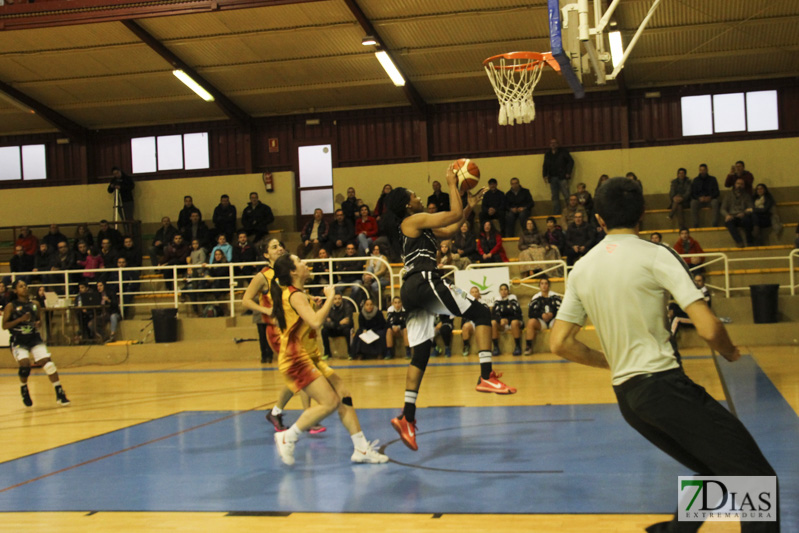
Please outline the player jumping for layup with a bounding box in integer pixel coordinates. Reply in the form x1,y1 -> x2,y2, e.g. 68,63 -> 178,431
382,164 -> 516,452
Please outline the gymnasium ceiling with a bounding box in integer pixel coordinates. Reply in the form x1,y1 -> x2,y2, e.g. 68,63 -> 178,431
0,0 -> 798,137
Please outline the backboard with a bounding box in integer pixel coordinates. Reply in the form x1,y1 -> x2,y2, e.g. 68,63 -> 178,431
548,0 -> 587,98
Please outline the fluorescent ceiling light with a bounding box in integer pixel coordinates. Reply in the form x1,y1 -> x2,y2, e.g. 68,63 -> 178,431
362,36 -> 377,46
374,51 -> 405,87
609,31 -> 624,69
0,91 -> 35,114
172,70 -> 215,102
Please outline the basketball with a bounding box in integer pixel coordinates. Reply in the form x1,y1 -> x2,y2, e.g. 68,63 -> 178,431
453,158 -> 480,194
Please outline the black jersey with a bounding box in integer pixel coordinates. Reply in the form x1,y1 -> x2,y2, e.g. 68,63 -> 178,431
528,292 -> 563,321
401,228 -> 439,279
7,300 -> 43,348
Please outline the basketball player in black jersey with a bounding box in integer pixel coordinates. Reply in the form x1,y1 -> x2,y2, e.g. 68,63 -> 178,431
3,280 -> 70,407
381,164 -> 515,451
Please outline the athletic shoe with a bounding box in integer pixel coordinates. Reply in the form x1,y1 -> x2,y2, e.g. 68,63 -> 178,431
351,440 -> 389,464
390,416 -> 418,451
445,347 -> 452,358
383,354 -> 393,360
524,346 -> 533,355
21,385 -> 32,407
309,425 -> 327,435
475,372 -> 516,394
55,386 -> 71,406
321,354 -> 330,361
462,346 -> 470,357
266,412 -> 287,431
274,432 -> 295,466
512,346 -> 522,356
492,346 -> 500,356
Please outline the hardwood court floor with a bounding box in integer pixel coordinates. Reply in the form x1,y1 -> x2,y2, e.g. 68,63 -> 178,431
1,346 -> 796,533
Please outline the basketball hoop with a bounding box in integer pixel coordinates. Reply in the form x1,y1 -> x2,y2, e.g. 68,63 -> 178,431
483,52 -> 560,126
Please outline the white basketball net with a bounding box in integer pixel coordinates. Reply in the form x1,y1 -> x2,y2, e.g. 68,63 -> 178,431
484,56 -> 546,126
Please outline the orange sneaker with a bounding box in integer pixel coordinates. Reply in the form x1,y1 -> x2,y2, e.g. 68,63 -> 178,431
475,371 -> 517,394
390,416 -> 419,451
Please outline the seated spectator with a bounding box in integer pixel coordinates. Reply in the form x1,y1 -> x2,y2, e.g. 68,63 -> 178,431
210,233 -> 233,263
385,296 -> 409,359
42,224 -> 68,252
33,285 -> 51,341
77,245 -> 104,284
120,236 -> 142,280
203,249 -> 230,316
341,187 -> 359,224
297,208 -> 329,259
212,194 -> 237,243
149,216 -> 179,266
752,183 -> 777,244
427,180 -> 450,214
309,247 -> 333,297
668,273 -> 712,344
178,195 -> 202,234
518,218 -> 546,277
72,223 -> 94,253
362,244 -> 390,304
355,205 -> 378,255
721,178 -> 755,247
795,223 -> 799,249
52,241 -> 78,291
241,191 -> 274,244
525,277 -> 562,355
98,239 -> 118,279
504,177 -> 534,237
0,281 -> 11,309
334,243 -> 367,308
432,314 -> 454,358
460,286 -> 487,357
560,194 -> 587,229
161,234 -> 190,290
350,298 -> 387,360
32,242 -> 57,286
97,220 -> 123,250
9,245 -> 34,283
427,202 -> 438,213
437,239 -> 471,271
725,160 -> 754,195
649,232 -> 663,244
594,174 -> 609,196
452,221 -> 480,263
328,209 -> 356,257
626,171 -> 642,190
183,211 -> 212,252
96,280 -> 122,342
673,228 -> 705,270
481,178 -> 506,233
478,220 -> 508,263
321,293 -> 354,359
668,168 -> 692,228
491,283 -> 523,356
15,226 -> 39,256
185,238 -> 208,315
232,230 -> 256,278
543,216 -> 566,256
74,280 -> 102,343
373,184 -> 393,220
74,240 -> 89,265
564,211 -> 594,265
690,164 -> 721,227
575,182 -> 593,216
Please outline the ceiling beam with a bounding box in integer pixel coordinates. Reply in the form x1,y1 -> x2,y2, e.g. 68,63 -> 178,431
121,19 -> 251,126
340,0 -> 426,113
0,78 -> 87,139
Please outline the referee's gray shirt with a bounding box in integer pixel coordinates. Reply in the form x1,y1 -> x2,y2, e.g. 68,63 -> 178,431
557,233 -> 704,386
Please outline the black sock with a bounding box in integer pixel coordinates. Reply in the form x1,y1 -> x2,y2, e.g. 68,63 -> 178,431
514,338 -> 521,349
492,339 -> 499,349
480,362 -> 492,380
403,402 -> 417,422
464,340 -> 470,351
526,339 -> 532,349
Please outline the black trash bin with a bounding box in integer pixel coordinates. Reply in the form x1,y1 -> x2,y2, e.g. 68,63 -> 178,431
151,308 -> 178,343
749,284 -> 779,324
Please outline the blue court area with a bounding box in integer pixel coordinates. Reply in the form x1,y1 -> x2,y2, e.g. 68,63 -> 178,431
0,357 -> 796,529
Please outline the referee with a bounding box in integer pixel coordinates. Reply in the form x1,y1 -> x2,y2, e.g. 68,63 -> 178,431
550,177 -> 778,533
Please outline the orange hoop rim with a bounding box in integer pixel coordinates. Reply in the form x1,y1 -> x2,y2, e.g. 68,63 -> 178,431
483,51 -> 561,72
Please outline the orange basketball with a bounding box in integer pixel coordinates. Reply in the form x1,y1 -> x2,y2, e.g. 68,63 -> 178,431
453,158 -> 480,194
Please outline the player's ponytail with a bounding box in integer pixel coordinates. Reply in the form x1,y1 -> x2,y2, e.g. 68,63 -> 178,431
270,254 -> 295,331
379,187 -> 411,260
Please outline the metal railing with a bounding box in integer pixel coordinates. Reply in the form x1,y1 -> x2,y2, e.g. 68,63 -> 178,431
682,252 -> 729,298
791,249 -> 799,296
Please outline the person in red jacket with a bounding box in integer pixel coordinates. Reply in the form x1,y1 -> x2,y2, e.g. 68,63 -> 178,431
15,227 -> 39,256
672,227 -> 705,270
478,220 -> 508,263
355,205 -> 378,255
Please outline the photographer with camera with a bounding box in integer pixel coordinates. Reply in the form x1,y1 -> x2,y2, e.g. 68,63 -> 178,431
107,166 -> 135,222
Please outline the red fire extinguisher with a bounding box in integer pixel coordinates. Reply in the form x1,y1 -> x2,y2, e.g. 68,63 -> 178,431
263,171 -> 274,193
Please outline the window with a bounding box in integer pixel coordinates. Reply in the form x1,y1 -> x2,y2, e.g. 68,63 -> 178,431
681,90 -> 778,137
131,132 -> 209,174
297,144 -> 334,215
0,144 -> 46,181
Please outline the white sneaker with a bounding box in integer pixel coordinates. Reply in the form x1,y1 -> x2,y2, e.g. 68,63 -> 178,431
274,432 -> 296,466
351,440 -> 389,464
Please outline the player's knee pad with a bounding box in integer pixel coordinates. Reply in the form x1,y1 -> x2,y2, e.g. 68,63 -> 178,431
18,366 -> 31,379
341,396 -> 353,407
43,361 -> 57,376
464,301 -> 492,327
410,340 -> 432,372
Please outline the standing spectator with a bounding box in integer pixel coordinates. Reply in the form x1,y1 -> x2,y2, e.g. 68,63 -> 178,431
96,220 -> 123,250
297,208 -> 329,259
690,164 -> 721,228
107,257 -> 136,317
328,209 -> 356,257
341,187 -> 359,224
74,281 -> 102,342
350,299 -> 388,360
542,137 -> 574,215
560,194 -> 587,229
355,205 -> 378,256
668,168 -> 692,228
427,181 -> 450,214
362,244 -> 390,304
72,223 -> 94,253
321,294 -> 354,360
504,177 -> 534,237
177,196 -> 202,234
721,178 -> 755,247
491,283 -> 523,356
385,296 -> 409,359
564,211 -> 594,265
525,277 -> 562,355
725,160 -> 754,195
10,245 -> 34,283
41,224 -> 68,252
452,221 -> 480,263
212,194 -> 237,243
334,244 -> 367,308
182,211 -> 212,251
108,166 -> 135,221
673,228 -> 705,270
149,217 -> 178,266
373,184 -> 393,220
232,230 -> 257,278
543,216 -> 566,256
15,226 -> 39,256
752,183 -> 777,244
480,179 -> 506,233
241,192 -> 274,244
209,233 -> 233,263
478,220 -> 508,263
